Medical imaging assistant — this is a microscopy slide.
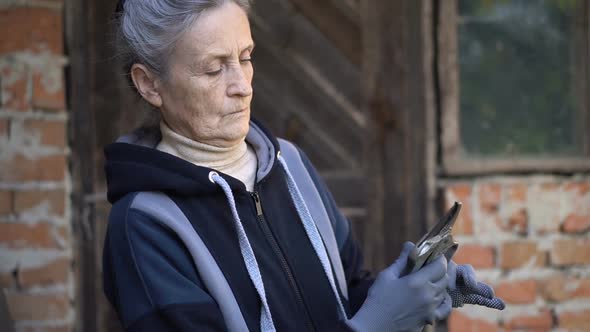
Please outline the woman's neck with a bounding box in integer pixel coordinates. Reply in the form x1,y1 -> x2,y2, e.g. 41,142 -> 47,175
156,121 -> 257,190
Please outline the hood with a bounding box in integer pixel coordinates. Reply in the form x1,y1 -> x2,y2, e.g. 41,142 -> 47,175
104,118 -> 280,204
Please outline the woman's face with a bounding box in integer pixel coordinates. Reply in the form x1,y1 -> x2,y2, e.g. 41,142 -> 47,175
158,2 -> 254,147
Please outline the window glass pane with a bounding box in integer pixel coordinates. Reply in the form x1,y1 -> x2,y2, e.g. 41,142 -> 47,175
458,0 -> 586,156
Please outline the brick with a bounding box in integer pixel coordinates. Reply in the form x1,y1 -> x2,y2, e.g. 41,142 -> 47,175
501,241 -> 546,269
23,120 -> 66,147
446,184 -> 474,235
31,66 -> 65,110
0,223 -> 58,249
541,276 -> 590,302
551,238 -> 590,266
56,226 -> 68,244
495,279 -> 537,304
0,271 -> 14,288
5,293 -> 68,321
506,208 -> 528,235
479,183 -> 501,213
558,309 -> 590,330
477,214 -> 507,235
0,8 -> 31,53
528,183 -> 562,234
21,326 -> 72,332
0,154 -> 66,182
452,244 -> 495,269
448,183 -> 471,200
504,309 -> 553,330
0,61 -> 29,110
448,311 -> 498,332
506,184 -> 527,203
561,181 -> 590,234
17,0 -> 66,8
0,119 -> 9,137
0,7 -> 63,54
561,214 -> 590,234
541,182 -> 561,190
563,181 -> 590,195
18,257 -> 69,288
13,190 -> 65,216
3,73 -> 28,110
0,190 -> 13,214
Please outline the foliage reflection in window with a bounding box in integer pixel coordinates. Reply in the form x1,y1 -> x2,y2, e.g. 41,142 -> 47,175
458,0 -> 586,156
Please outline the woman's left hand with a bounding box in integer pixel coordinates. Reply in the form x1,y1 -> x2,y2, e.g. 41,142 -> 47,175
447,261 -> 506,310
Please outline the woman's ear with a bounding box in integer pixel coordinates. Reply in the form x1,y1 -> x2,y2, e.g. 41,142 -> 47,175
130,64 -> 163,108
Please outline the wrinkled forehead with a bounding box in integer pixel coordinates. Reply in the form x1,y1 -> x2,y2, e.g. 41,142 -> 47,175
175,2 -> 253,61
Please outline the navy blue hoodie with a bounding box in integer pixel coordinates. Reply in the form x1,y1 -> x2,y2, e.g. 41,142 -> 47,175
102,120 -> 374,331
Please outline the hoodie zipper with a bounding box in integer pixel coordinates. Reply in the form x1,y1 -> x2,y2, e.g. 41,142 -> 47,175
251,191 -> 316,332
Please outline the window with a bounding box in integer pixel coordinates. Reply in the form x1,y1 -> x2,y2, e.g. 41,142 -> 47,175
439,0 -> 590,174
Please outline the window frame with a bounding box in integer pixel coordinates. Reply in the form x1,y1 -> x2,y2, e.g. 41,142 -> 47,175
438,0 -> 590,175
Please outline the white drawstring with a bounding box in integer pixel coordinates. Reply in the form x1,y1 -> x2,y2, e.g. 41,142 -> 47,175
209,171 -> 276,332
208,151 -> 348,330
277,155 -> 347,319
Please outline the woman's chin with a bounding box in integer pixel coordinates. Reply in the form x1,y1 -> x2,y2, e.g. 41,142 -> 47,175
223,119 -> 250,142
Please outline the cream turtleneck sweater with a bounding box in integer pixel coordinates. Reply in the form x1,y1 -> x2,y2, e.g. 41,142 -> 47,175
156,121 -> 258,191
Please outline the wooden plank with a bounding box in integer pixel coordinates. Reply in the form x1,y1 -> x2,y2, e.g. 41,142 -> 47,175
412,0 -> 437,231
0,290 -> 14,332
438,0 -> 461,167
573,0 -> 587,155
287,12 -> 362,108
88,3 -> 135,331
443,157 -> 590,175
89,0 -> 149,189
95,201 -> 124,332
324,174 -> 367,207
250,28 -> 364,168
360,0 -> 435,271
327,0 -> 360,25
67,0 -> 127,331
289,0 -> 361,66
250,1 -> 365,171
249,0 -> 362,104
65,0 -> 98,331
587,0 -> 590,156
253,65 -> 360,170
249,4 -> 363,126
248,0 -> 294,45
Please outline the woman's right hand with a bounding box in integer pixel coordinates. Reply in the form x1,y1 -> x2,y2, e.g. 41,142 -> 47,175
347,242 -> 452,332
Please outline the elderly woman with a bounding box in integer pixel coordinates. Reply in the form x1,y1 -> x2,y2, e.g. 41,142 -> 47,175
103,1 -> 504,331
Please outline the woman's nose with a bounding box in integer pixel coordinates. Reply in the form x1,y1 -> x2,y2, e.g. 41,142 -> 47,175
227,66 -> 252,97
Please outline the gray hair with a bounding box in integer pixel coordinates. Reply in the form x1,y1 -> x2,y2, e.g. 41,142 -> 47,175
116,0 -> 251,81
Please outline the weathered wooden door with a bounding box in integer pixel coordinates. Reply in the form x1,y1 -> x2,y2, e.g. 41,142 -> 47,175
248,0 -> 367,247
249,0 -> 436,272
67,0 -> 434,331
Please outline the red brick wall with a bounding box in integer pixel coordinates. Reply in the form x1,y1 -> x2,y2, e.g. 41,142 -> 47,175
444,177 -> 590,331
0,1 -> 71,331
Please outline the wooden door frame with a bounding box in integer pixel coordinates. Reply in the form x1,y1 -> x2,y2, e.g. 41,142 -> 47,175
66,0 -> 117,331
360,0 -> 437,270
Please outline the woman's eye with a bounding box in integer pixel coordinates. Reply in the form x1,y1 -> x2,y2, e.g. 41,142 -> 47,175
240,58 -> 252,64
206,68 -> 222,76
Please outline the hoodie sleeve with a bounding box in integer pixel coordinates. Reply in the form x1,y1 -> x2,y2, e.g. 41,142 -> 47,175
103,194 -> 227,332
296,148 -> 375,315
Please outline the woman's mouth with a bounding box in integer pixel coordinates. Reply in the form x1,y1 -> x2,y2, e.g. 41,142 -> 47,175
228,108 -> 248,115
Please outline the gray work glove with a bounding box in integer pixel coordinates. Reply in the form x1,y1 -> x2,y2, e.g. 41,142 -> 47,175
447,261 -> 505,310
347,242 -> 452,332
